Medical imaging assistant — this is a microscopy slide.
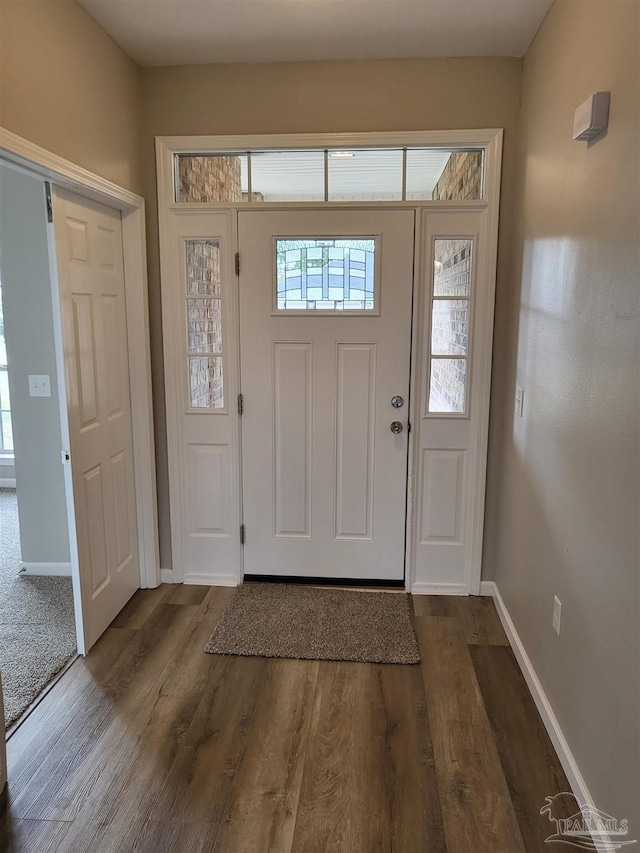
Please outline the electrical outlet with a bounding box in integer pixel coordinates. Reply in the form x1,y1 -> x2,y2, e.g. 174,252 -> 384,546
515,386 -> 524,418
552,596 -> 562,635
28,374 -> 51,397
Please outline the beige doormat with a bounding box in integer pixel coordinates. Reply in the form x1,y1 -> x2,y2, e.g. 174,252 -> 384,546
204,583 -> 420,664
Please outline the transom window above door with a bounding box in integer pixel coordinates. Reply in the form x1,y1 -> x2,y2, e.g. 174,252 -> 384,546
175,148 -> 484,204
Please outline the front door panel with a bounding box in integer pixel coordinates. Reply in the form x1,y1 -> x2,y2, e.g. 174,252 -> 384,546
239,209 -> 415,581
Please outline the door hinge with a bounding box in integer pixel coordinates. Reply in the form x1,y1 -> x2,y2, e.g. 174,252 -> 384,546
240,524 -> 245,545
44,182 -> 53,223
235,252 -> 240,275
238,393 -> 244,416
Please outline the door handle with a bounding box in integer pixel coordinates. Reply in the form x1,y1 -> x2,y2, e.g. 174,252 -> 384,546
390,421 -> 403,435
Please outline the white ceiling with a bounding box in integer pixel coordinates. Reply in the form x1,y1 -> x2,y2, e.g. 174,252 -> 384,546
79,0 -> 553,67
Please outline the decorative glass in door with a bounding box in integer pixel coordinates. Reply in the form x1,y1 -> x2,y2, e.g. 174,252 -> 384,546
275,238 -> 376,311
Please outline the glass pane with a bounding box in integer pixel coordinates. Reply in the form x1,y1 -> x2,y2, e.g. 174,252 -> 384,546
276,238 -> 376,311
431,300 -> 469,356
188,299 -> 222,353
0,276 -> 11,453
250,151 -> 324,202
176,155 -> 248,203
328,150 -> 403,201
1,410 -> 13,452
406,150 -> 483,200
186,239 -> 221,295
434,239 -> 472,297
189,356 -> 224,408
429,359 -> 467,414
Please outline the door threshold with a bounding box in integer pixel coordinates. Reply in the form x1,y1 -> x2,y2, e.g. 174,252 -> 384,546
243,574 -> 405,590
5,652 -> 79,740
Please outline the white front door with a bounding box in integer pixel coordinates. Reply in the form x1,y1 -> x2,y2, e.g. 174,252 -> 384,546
53,189 -> 140,652
239,209 -> 415,582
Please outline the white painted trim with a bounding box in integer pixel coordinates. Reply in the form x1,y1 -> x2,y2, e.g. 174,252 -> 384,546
404,211 -> 422,592
160,129 -> 504,156
160,568 -> 176,584
411,582 -> 469,596
156,140 -> 184,582
0,128 -> 143,211
479,580 -> 496,596
121,207 -> 160,589
169,200 -> 488,213
183,573 -> 238,587
19,562 -> 72,577
0,127 -> 160,592
465,129 -> 503,595
0,478 -> 16,488
481,580 -> 615,853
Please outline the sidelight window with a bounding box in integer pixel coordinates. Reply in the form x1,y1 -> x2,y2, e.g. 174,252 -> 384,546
186,239 -> 224,409
427,238 -> 473,414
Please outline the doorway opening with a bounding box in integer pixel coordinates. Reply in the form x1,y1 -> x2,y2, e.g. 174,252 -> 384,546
156,130 -> 502,593
0,163 -> 77,730
0,128 -> 158,753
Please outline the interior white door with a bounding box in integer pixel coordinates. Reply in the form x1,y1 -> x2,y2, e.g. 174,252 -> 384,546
239,209 -> 415,581
53,189 -> 139,652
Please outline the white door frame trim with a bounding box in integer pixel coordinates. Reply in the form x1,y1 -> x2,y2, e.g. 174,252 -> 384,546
156,130 -> 503,593
0,127 -> 160,590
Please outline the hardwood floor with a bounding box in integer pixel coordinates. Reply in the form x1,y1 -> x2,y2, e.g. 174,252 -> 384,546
1,586 -> 573,852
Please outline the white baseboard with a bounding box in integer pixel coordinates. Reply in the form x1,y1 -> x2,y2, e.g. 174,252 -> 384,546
160,568 -> 175,584
411,582 -> 468,596
0,478 -> 16,488
183,573 -> 239,587
20,562 -> 72,577
482,580 -> 615,853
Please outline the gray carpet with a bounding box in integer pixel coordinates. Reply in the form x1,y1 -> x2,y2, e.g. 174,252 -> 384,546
205,582 -> 420,664
0,489 -> 77,727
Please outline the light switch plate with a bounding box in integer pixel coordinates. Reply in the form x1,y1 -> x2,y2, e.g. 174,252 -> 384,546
28,374 -> 51,397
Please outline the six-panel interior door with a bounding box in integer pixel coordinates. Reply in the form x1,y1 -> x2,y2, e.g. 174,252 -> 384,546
239,209 -> 415,581
53,188 -> 140,652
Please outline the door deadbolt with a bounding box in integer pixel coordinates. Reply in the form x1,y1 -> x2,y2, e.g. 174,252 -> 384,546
391,395 -> 404,408
390,421 -> 403,434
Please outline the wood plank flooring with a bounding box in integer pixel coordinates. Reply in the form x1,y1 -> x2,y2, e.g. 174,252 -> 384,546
1,586 -> 573,852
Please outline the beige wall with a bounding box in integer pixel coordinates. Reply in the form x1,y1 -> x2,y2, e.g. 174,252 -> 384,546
489,0 -> 639,830
140,57 -> 523,568
0,0 -> 142,193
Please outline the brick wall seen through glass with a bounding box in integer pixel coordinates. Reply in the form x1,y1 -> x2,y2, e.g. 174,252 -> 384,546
186,239 -> 224,408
